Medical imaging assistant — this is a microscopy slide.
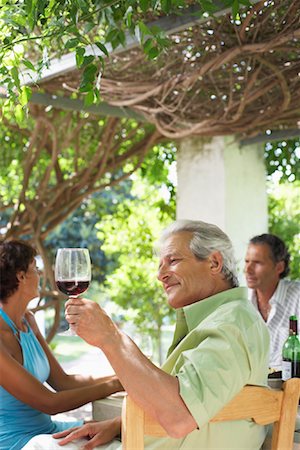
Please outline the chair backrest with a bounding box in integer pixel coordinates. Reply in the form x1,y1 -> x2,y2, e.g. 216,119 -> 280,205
121,378 -> 300,450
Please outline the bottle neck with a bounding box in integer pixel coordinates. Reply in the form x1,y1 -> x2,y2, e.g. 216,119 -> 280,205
289,320 -> 298,336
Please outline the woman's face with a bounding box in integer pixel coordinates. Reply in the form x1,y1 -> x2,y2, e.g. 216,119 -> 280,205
20,259 -> 40,302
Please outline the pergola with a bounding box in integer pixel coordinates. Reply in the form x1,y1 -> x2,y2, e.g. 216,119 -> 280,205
26,0 -> 300,143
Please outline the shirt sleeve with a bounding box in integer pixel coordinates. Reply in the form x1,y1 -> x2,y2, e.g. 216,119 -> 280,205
175,320 -> 256,429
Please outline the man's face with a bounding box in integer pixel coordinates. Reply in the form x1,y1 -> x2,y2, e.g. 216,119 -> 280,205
244,243 -> 283,291
157,231 -> 212,309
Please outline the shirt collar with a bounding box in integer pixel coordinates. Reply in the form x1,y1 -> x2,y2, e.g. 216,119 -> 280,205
183,287 -> 248,332
270,279 -> 289,305
250,279 -> 286,306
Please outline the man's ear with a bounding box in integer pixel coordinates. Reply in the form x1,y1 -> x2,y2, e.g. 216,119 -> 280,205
209,251 -> 223,274
275,260 -> 285,277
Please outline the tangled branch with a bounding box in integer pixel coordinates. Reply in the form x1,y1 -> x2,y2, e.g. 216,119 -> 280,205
37,0 -> 300,140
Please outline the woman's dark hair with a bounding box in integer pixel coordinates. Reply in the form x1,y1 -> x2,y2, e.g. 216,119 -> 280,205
0,239 -> 37,303
249,233 -> 290,278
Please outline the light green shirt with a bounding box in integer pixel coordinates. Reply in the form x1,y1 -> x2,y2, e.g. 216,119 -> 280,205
22,288 -> 270,450
146,287 -> 270,450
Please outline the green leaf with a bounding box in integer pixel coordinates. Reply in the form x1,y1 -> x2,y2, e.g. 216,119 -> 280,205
81,55 -> 95,68
10,67 -> 20,90
69,4 -> 78,24
84,90 -> 95,107
148,25 -> 163,34
22,59 -> 36,71
79,63 -> 98,92
97,55 -> 105,70
147,46 -> 159,59
198,0 -> 218,13
106,28 -> 119,43
139,0 -> 150,13
156,36 -> 170,48
15,104 -> 25,124
6,14 -> 27,28
79,82 -> 93,93
77,0 -> 89,12
83,63 -> 98,80
65,38 -> 80,49
117,30 -> 126,47
124,5 -> 133,28
161,0 -> 172,14
143,38 -> 153,53
19,86 -> 32,107
68,25 -> 80,35
95,42 -> 109,57
3,37 -> 11,46
232,0 -> 240,19
138,21 -> 151,38
76,47 -> 85,67
25,0 -> 39,30
84,21 -> 96,33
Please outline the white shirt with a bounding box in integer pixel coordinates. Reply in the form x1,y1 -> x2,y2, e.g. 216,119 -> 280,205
249,279 -> 300,370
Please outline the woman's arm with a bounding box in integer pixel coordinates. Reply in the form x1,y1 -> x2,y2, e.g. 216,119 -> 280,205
0,342 -> 121,415
26,310 -> 123,394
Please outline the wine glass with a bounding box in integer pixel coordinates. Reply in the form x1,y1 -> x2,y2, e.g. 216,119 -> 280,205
55,248 -> 91,336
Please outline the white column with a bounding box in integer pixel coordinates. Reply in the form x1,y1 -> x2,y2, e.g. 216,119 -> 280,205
176,136 -> 268,283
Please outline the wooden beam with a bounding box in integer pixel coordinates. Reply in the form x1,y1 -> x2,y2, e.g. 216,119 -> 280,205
29,92 -> 146,121
240,129 -> 300,146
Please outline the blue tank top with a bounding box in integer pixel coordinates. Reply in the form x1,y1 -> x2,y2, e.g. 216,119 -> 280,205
0,309 -> 83,450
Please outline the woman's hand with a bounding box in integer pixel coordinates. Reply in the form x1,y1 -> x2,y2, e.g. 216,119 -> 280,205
52,417 -> 121,449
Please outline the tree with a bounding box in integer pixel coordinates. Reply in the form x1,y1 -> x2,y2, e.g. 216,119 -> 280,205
96,146 -> 176,363
45,184 -> 133,282
265,139 -> 300,184
0,109 -> 162,340
268,181 -> 300,280
264,138 -> 300,280
0,0 -> 254,115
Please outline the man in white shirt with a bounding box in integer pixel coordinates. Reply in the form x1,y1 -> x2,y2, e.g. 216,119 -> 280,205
244,233 -> 300,371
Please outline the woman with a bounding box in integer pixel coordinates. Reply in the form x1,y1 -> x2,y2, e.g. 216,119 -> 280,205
0,239 -> 123,450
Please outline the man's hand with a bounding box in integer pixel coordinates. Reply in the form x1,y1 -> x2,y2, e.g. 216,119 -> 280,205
53,418 -> 121,449
65,298 -> 118,348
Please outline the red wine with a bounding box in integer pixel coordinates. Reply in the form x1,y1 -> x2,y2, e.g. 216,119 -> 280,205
56,280 -> 89,296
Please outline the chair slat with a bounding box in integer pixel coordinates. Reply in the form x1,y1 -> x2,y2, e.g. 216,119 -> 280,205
211,386 -> 283,425
122,379 -> 300,450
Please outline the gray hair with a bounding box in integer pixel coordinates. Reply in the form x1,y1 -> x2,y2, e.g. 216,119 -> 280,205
157,219 -> 239,288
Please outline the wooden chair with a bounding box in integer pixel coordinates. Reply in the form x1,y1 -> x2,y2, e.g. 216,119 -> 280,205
121,378 -> 300,450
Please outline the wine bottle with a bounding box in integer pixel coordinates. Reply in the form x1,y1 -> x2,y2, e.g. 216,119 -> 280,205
282,315 -> 300,381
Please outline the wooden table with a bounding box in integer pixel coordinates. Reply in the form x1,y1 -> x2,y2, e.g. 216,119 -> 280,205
92,392 -> 124,421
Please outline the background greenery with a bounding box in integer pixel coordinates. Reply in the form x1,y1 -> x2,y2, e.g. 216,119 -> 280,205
46,137 -> 300,362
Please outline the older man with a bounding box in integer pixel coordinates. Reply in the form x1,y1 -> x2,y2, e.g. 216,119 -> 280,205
25,220 -> 269,450
244,233 -> 300,372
